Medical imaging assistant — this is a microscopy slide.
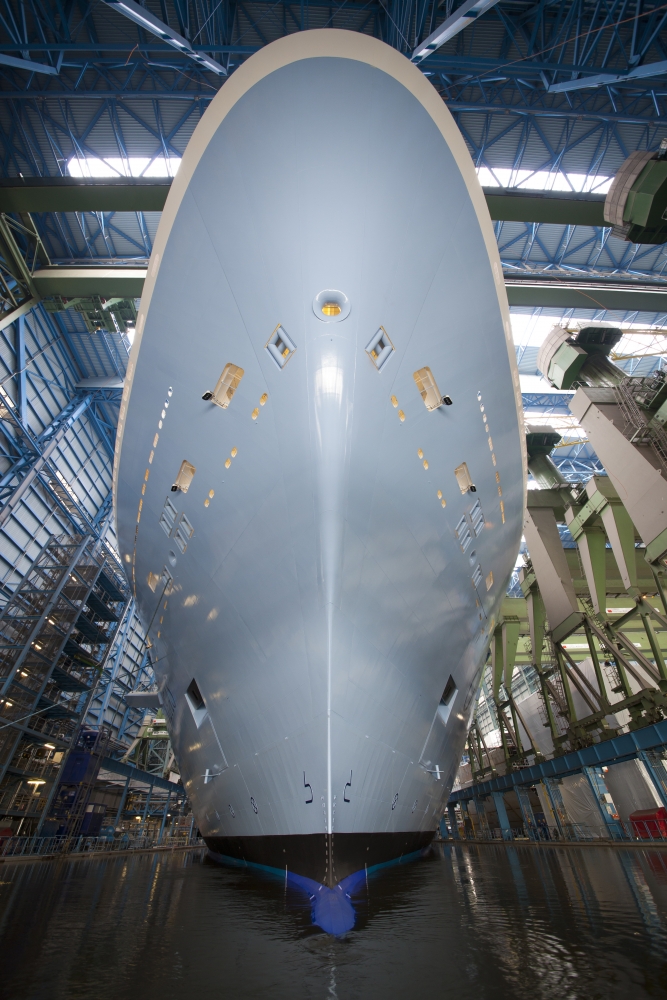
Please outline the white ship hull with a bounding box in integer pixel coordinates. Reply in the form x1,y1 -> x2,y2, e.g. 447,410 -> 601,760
114,30 -> 525,898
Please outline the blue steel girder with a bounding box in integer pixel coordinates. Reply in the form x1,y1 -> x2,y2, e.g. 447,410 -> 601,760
497,221 -> 667,278
0,392 -> 92,503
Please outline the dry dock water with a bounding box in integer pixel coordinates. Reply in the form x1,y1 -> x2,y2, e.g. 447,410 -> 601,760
1,842 -> 667,999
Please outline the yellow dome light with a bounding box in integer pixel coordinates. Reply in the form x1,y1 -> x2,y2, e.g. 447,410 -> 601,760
321,302 -> 342,317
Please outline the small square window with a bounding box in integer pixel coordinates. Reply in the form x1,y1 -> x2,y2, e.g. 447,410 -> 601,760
455,515 -> 472,552
184,678 -> 207,728
265,325 -> 296,369
469,499 -> 485,536
365,327 -> 394,371
174,514 -> 194,554
437,676 -> 458,725
159,497 -> 178,536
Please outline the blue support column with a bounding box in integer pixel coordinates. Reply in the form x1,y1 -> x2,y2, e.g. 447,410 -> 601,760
583,766 -> 626,840
638,751 -> 667,809
515,785 -> 539,840
473,796 -> 491,839
113,774 -> 131,827
16,315 -> 26,427
543,778 -> 578,840
492,791 -> 513,841
447,803 -> 460,839
460,799 -> 474,838
158,790 -> 172,844
139,782 -> 153,836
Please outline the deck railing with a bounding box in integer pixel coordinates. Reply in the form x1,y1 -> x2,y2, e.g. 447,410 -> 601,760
447,818 -> 667,843
0,832 -> 203,859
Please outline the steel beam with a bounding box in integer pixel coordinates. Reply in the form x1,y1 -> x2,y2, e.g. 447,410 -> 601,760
0,299 -> 38,336
101,0 -> 227,76
449,719 -> 667,802
412,0 -> 501,64
0,394 -> 93,527
505,277 -> 667,312
26,264 -> 667,313
0,178 -> 171,214
32,268 -> 147,298
0,183 -> 604,225
549,59 -> 667,94
485,189 -> 606,227
100,755 -> 181,794
0,54 -> 59,76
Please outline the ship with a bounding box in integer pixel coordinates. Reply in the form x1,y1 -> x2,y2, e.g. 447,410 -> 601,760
114,29 -> 525,932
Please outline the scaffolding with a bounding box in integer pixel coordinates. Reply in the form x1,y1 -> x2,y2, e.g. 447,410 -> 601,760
0,532 -> 129,834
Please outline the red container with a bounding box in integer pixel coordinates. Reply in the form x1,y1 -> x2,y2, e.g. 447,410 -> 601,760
629,807 -> 667,840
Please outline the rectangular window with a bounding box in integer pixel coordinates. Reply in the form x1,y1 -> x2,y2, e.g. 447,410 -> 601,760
171,460 -> 196,494
413,367 -> 443,411
174,514 -> 194,554
472,564 -> 483,589
203,363 -> 244,408
159,497 -> 178,536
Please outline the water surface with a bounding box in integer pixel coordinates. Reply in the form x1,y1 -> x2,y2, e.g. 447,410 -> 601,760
2,843 -> 667,999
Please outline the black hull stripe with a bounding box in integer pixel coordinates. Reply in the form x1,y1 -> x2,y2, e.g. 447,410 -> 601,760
204,830 -> 435,886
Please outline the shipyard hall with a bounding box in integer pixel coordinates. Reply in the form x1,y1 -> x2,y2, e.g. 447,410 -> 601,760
2,3 -> 667,999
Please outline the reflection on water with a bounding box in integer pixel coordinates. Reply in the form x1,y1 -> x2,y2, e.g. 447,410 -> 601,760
2,844 -> 667,999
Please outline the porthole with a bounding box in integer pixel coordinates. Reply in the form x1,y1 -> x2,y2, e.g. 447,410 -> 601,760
312,289 -> 350,323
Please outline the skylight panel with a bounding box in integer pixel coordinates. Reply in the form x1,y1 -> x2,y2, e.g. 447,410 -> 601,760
67,156 -> 181,178
476,166 -> 611,194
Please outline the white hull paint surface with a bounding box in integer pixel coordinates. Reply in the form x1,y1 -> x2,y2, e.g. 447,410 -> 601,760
114,30 -> 525,888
